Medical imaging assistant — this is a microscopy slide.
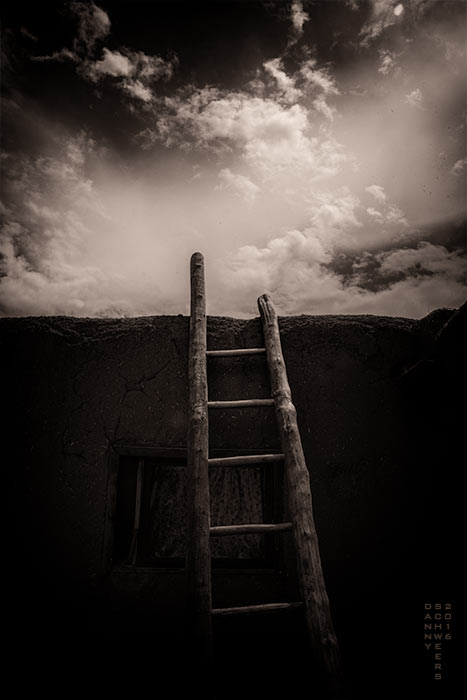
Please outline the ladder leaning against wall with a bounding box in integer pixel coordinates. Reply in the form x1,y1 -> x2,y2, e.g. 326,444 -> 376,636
186,252 -> 345,698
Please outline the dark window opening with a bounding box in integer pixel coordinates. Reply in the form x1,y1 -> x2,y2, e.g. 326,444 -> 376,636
112,454 -> 283,570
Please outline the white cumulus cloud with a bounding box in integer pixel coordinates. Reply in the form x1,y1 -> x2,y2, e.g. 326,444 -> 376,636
300,59 -> 339,96
378,50 -> 398,75
450,157 -> 467,176
87,48 -> 133,78
145,89 -> 347,182
364,187 -> 408,228
312,95 -> 337,121
405,88 -> 424,108
359,0 -> 424,46
291,1 -> 309,38
70,1 -> 111,53
123,79 -> 154,103
377,241 -> 466,278
82,48 -> 177,101
220,230 -> 465,318
216,168 -> 260,202
365,184 -> 387,202
263,58 -> 302,103
32,4 -> 177,104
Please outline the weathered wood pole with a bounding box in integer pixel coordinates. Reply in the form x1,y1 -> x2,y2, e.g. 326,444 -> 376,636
258,294 -> 345,698
186,252 -> 212,662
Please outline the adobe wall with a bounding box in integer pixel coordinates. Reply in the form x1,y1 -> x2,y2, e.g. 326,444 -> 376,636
2,306 -> 463,694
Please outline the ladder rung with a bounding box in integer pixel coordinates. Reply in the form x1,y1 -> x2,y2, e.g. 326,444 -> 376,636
212,602 -> 303,616
210,523 -> 292,536
206,348 -> 266,357
208,453 -> 285,468
208,399 -> 274,409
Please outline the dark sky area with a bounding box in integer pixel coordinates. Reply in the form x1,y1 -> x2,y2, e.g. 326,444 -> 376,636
1,1 -> 466,317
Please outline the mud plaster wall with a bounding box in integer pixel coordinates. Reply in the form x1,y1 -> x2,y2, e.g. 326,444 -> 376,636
2,308 -> 464,691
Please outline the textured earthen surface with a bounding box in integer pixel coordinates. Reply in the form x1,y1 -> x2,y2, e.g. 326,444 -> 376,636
2,306 -> 463,695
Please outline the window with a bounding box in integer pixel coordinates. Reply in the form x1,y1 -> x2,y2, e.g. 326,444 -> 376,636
111,450 -> 283,570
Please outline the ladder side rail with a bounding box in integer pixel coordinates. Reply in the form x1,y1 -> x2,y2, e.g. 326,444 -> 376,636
258,293 -> 345,698
186,252 -> 212,661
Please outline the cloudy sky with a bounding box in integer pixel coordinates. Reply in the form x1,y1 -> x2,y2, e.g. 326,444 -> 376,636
1,0 -> 466,318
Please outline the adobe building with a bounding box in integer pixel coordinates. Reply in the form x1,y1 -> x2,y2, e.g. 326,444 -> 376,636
3,298 -> 464,697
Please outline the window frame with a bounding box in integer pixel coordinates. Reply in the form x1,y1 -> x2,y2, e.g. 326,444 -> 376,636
102,445 -> 284,575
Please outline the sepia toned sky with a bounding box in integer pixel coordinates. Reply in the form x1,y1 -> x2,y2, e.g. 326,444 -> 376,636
1,0 -> 466,318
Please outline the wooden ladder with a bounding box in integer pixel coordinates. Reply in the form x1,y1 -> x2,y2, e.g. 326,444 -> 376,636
186,252 -> 344,696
